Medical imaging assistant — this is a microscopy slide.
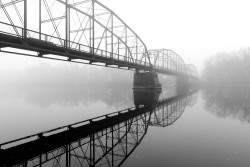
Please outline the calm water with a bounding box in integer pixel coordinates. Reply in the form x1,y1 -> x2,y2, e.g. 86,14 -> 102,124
1,84 -> 250,166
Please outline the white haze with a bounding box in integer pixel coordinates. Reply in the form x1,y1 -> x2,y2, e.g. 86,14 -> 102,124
99,0 -> 250,72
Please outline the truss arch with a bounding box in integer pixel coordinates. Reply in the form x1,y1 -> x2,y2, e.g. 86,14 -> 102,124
149,49 -> 186,73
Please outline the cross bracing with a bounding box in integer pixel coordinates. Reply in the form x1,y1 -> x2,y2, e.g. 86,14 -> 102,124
0,0 -> 197,78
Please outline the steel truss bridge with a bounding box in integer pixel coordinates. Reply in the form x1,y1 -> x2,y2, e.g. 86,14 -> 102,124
0,90 -> 198,167
0,0 -> 197,77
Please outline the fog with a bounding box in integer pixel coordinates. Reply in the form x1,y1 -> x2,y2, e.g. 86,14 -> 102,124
99,0 -> 250,72
202,47 -> 250,85
1,0 -> 250,72
202,87 -> 250,123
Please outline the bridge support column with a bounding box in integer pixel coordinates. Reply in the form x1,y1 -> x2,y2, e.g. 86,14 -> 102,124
133,71 -> 161,89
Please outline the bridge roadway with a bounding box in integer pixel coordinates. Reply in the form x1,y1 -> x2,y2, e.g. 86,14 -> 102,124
0,89 -> 197,166
0,29 -> 188,77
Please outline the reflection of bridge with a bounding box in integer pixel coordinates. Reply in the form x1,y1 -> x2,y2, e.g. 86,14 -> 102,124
0,89 -> 198,167
150,97 -> 187,127
0,0 -> 197,79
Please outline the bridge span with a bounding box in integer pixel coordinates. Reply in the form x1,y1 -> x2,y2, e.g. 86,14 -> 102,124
0,0 -> 198,79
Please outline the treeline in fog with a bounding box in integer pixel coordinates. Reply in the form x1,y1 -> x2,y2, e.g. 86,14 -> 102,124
202,48 -> 250,85
0,62 -> 177,87
0,62 -> 133,87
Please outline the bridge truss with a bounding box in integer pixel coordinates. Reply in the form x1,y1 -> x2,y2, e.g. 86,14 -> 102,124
0,0 -> 197,77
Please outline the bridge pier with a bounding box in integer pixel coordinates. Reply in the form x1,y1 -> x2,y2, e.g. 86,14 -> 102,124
133,71 -> 161,89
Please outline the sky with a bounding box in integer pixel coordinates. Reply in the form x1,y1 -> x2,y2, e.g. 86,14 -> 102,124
98,0 -> 250,71
1,0 -> 250,73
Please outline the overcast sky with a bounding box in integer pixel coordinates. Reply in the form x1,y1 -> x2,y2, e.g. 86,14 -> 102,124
1,0 -> 250,72
99,0 -> 250,71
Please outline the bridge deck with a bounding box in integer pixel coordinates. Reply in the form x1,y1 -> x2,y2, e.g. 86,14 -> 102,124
0,31 -> 188,77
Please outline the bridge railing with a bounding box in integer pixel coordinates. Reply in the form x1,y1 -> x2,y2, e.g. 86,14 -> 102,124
0,0 -> 198,77
0,21 -> 151,68
0,19 -> 195,76
0,0 -> 152,67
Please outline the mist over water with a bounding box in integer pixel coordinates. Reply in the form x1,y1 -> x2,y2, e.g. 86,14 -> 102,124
1,61 -> 250,166
202,87 -> 250,123
0,63 -> 174,143
0,0 -> 250,165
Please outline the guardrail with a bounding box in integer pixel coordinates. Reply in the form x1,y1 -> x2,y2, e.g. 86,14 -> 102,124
0,21 -> 152,67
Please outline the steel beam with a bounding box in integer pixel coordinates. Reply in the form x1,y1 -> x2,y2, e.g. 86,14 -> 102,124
24,0 -> 27,39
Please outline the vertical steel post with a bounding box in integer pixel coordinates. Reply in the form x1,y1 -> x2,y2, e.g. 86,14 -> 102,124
89,16 -> 91,53
106,128 -> 108,151
163,105 -> 165,126
125,120 -> 128,155
105,30 -> 107,56
93,134 -> 95,165
125,27 -> 127,62
66,0 -> 70,48
66,144 -> 69,167
171,53 -> 173,70
24,162 -> 27,167
158,52 -> 160,67
65,0 -> 68,48
68,143 -> 71,167
167,104 -> 169,125
175,55 -> 177,71
169,52 -> 171,70
111,126 -> 114,167
136,117 -> 139,143
111,14 -> 113,59
39,154 -> 42,167
136,37 -> 138,65
92,0 -> 95,54
39,0 -> 41,40
90,135 -> 92,166
24,0 -> 27,39
118,39 -> 119,60
118,123 -> 120,139
163,51 -> 165,69
167,50 -> 169,70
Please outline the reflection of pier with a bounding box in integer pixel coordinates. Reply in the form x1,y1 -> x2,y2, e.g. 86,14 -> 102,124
133,89 -> 161,107
0,90 -> 198,167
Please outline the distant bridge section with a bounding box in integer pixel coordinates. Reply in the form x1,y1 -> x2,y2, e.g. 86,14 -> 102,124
185,64 -> 198,78
0,0 -> 197,78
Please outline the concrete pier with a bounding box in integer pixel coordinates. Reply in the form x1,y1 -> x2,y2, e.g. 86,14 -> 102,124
133,71 -> 161,89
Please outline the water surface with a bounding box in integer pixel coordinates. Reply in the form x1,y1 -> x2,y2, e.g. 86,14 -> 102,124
1,84 -> 250,167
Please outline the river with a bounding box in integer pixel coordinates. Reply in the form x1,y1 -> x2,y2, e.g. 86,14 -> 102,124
1,83 -> 250,166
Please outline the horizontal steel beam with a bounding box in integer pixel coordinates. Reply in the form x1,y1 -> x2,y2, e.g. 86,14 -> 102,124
0,0 -> 23,8
42,16 -> 66,24
95,12 -> 110,16
71,0 -> 91,6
